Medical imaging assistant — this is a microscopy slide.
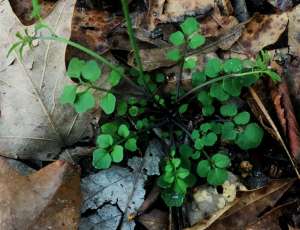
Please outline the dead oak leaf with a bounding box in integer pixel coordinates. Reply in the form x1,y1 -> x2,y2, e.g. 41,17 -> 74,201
0,157 -> 81,230
232,13 -> 288,55
0,0 -> 95,160
288,5 -> 300,57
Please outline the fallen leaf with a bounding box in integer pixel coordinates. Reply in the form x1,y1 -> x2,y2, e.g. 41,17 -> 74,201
146,0 -> 214,31
246,201 -> 298,230
288,5 -> 300,57
137,209 -> 168,230
270,72 -> 300,163
9,0 -> 56,25
80,140 -> 164,230
206,179 -> 295,229
0,157 -> 81,229
0,0 -> 96,160
186,172 -> 246,227
232,13 -> 288,55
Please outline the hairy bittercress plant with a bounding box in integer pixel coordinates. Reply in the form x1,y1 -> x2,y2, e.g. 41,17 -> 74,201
10,0 -> 281,207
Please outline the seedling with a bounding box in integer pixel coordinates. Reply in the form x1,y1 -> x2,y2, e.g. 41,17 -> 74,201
10,0 -> 281,207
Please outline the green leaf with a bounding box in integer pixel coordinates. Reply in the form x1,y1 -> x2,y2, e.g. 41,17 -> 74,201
60,85 -> 77,104
220,103 -> 238,117
189,33 -> 205,49
129,106 -> 139,117
176,167 -> 190,179
197,90 -> 212,105
205,58 -> 222,78
203,132 -> 217,146
180,17 -> 199,35
74,91 -> 95,113
67,58 -> 85,79
221,121 -> 237,141
118,124 -> 130,138
125,138 -> 137,152
210,83 -> 229,101
174,178 -> 188,194
266,70 -> 281,82
161,190 -> 185,207
97,134 -> 113,148
100,93 -> 116,115
111,145 -> 124,163
117,100 -> 128,116
183,56 -> 197,69
200,123 -> 212,132
179,144 -> 194,157
234,111 -> 250,125
82,60 -> 101,82
108,69 -> 122,86
194,138 -> 204,150
202,105 -> 215,116
207,168 -> 228,185
192,71 -> 206,87
196,160 -> 211,177
166,49 -> 181,61
235,123 -> 264,150
169,31 -> 185,46
92,149 -> 112,169
31,0 -> 41,19
128,96 -> 138,105
155,73 -> 165,83
191,151 -> 201,160
191,130 -> 200,140
212,153 -> 231,168
179,104 -> 188,114
223,58 -> 243,73
101,122 -> 118,135
222,78 -> 242,97
172,158 -> 181,168
239,75 -> 259,87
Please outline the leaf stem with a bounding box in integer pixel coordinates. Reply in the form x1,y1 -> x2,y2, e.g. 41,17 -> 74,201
120,0 -> 145,84
177,70 -> 267,102
176,44 -> 188,100
34,35 -> 145,94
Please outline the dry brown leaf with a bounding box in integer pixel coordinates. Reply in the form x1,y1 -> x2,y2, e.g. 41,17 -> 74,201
288,5 -> 300,57
232,13 -> 288,55
0,157 -> 81,229
146,0 -> 214,31
270,66 -> 300,163
246,201 -> 298,230
205,179 -> 295,229
0,0 -> 96,160
137,209 -> 168,230
9,0 -> 56,25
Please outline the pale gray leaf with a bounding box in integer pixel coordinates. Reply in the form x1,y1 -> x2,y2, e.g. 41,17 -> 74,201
0,0 -> 94,160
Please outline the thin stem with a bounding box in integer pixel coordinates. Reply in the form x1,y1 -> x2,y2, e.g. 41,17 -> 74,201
171,119 -> 192,140
177,70 -> 267,102
120,0 -> 145,84
35,35 -> 145,94
176,44 -> 188,100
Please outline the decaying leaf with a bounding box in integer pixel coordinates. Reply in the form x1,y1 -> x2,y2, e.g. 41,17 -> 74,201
206,179 -> 295,229
0,0 -> 96,160
246,201 -> 298,230
137,209 -> 168,230
186,172 -> 246,227
288,5 -> 300,57
146,0 -> 214,31
0,157 -> 81,230
232,13 -> 288,55
80,140 -> 164,230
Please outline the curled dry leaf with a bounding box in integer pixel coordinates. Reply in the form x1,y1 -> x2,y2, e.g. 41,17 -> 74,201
0,0 -> 96,160
205,179 -> 295,230
232,13 -> 288,55
137,209 -> 168,230
288,5 -> 300,57
0,157 -> 81,230
146,0 -> 214,31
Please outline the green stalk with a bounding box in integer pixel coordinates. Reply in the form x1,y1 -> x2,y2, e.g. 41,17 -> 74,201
120,0 -> 146,85
177,70 -> 267,102
35,35 -> 145,93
